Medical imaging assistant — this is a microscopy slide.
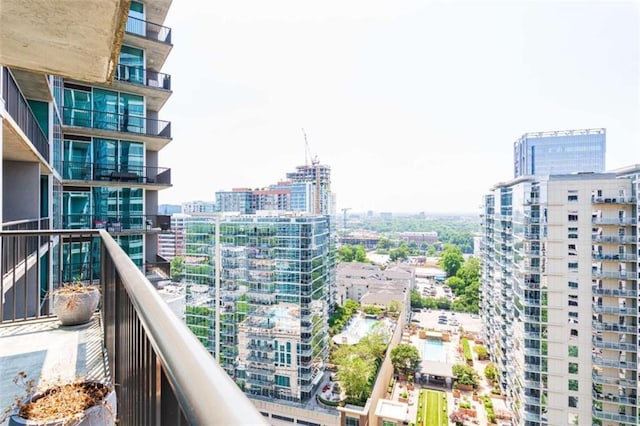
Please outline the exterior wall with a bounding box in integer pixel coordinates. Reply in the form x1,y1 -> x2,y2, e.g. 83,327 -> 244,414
2,161 -> 40,221
252,398 -> 340,426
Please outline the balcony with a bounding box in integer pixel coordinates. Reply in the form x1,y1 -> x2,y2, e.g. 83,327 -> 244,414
593,305 -> 634,315
591,407 -> 638,425
592,287 -> 637,297
592,252 -> 637,262
592,339 -> 637,352
592,321 -> 638,334
63,214 -> 172,233
592,355 -> 637,370
114,64 -> 172,110
592,270 -> 636,280
591,196 -> 638,204
0,229 -> 267,425
61,161 -> 171,189
592,371 -> 637,387
61,107 -> 171,151
124,16 -> 172,69
592,217 -> 637,225
2,68 -> 50,165
592,234 -> 637,243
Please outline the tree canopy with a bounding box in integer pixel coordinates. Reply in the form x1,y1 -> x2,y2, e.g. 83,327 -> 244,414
390,344 -> 421,376
438,245 -> 464,277
338,245 -> 368,263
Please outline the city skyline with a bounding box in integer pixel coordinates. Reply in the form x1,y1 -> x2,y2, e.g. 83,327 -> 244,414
159,0 -> 638,213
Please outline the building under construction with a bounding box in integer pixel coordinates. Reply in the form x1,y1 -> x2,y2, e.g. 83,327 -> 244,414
285,163 -> 334,216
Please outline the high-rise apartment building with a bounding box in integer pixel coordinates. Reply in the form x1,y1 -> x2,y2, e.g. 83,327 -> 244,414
59,0 -> 173,269
183,214 -> 334,404
480,166 -> 639,425
1,0 -> 173,276
513,128 -> 606,178
182,200 -> 215,214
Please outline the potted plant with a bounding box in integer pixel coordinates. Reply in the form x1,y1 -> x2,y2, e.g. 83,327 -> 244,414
53,281 -> 100,326
407,375 -> 414,390
3,373 -> 116,426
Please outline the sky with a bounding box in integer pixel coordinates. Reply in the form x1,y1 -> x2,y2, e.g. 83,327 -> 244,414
158,0 -> 639,214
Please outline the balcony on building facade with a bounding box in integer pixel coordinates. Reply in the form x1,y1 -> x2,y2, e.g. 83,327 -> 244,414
1,67 -> 50,163
591,407 -> 638,425
592,287 -> 637,297
593,304 -> 634,315
591,196 -> 638,204
592,338 -> 637,352
592,217 -> 637,225
592,355 -> 637,370
592,270 -> 636,280
0,229 -> 266,425
124,16 -> 173,70
592,234 -> 638,243
61,161 -> 171,188
592,252 -> 638,262
591,371 -> 637,387
592,320 -> 637,334
113,64 -> 172,111
61,107 -> 171,150
63,214 -> 172,233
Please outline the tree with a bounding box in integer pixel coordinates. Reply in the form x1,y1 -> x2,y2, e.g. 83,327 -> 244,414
354,245 -> 367,262
452,364 -> 479,387
338,245 -> 355,262
445,276 -> 465,296
390,344 -> 421,376
387,300 -> 401,316
389,243 -> 409,262
376,238 -> 392,252
336,356 -> 371,402
170,256 -> 185,281
438,245 -> 464,277
410,290 -> 423,309
456,257 -> 481,284
484,363 -> 497,382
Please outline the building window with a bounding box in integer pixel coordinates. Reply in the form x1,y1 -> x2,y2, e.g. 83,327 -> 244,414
568,281 -> 578,289
272,414 -> 294,423
568,191 -> 578,202
568,379 -> 579,391
345,418 -> 360,426
568,363 -> 578,374
568,244 -> 577,255
568,214 -> 578,222
568,346 -> 578,357
568,262 -> 578,270
568,227 -> 578,239
568,396 -> 578,408
570,329 -> 578,337
568,295 -> 578,307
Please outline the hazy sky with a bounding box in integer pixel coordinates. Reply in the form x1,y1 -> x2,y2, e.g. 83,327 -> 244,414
159,0 -> 639,213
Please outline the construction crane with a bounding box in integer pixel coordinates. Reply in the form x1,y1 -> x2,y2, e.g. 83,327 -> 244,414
341,207 -> 351,231
302,128 -> 319,166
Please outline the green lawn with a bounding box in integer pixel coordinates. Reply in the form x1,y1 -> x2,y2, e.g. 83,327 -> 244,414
416,389 -> 448,426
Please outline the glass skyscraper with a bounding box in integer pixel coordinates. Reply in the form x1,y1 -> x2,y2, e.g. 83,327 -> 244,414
513,128 -> 606,178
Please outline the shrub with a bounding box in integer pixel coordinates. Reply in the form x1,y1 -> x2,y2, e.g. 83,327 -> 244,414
484,363 -> 497,381
473,345 -> 489,360
462,338 -> 473,363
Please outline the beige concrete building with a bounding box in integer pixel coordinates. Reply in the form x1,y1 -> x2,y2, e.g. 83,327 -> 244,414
481,165 -> 639,425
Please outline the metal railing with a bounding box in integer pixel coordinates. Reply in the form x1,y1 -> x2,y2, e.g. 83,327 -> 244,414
125,16 -> 172,44
62,161 -> 171,185
63,214 -> 171,232
1,229 -> 266,424
1,68 -> 50,161
62,107 -> 171,138
115,64 -> 171,90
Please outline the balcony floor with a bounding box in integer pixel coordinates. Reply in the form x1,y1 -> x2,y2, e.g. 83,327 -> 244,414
0,315 -> 108,420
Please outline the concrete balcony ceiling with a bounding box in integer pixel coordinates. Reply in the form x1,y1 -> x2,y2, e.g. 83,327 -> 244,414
0,0 -> 130,83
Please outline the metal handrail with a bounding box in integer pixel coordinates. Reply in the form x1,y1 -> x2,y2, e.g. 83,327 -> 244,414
100,230 -> 266,424
125,16 -> 172,44
63,214 -> 171,231
1,68 -> 49,161
115,63 -> 171,90
62,106 -> 171,138
61,161 -> 171,185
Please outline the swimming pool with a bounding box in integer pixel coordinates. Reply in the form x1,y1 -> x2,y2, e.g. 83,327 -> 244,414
347,317 -> 379,338
422,339 -> 447,363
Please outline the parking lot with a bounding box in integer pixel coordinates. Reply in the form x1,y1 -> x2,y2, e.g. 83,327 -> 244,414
411,309 -> 483,335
